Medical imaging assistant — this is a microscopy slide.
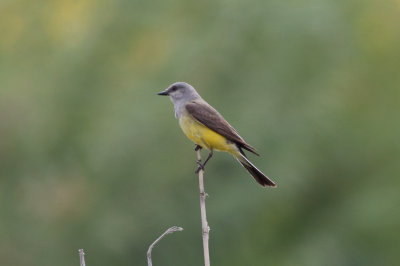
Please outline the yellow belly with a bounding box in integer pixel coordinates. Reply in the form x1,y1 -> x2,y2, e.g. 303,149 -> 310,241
179,113 -> 238,154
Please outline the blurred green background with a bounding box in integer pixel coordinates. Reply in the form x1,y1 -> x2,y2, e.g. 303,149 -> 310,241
1,0 -> 399,265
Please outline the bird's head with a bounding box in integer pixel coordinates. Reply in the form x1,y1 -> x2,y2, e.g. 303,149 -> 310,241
158,82 -> 200,104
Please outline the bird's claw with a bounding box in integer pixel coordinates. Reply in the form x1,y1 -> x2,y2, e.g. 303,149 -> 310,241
195,160 -> 204,173
195,145 -> 202,151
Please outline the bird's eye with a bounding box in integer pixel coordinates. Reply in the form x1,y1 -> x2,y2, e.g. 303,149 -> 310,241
170,86 -> 178,92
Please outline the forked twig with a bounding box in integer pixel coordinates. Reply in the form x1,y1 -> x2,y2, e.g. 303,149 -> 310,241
147,226 -> 184,266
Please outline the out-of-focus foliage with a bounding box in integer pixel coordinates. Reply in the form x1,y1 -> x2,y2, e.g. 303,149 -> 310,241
1,0 -> 399,265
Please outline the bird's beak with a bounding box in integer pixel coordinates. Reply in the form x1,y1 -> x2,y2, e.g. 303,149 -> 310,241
157,89 -> 169,96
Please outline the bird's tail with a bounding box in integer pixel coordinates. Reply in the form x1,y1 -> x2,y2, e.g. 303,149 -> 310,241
236,155 -> 276,187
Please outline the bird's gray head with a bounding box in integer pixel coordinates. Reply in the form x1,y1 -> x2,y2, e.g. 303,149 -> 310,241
157,82 -> 200,105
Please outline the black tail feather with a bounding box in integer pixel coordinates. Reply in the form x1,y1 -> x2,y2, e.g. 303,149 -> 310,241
237,156 -> 276,187
240,143 -> 259,156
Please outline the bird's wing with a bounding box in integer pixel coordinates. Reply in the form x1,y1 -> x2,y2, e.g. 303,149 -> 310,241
185,100 -> 259,156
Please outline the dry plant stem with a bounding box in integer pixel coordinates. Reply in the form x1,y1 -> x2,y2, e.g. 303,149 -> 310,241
78,249 -> 86,266
197,149 -> 211,266
147,226 -> 183,266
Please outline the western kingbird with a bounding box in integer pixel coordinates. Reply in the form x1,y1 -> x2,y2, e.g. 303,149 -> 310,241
158,82 -> 276,187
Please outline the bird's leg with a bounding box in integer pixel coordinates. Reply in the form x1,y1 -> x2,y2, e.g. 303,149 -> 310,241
195,144 -> 202,151
195,145 -> 204,173
195,149 -> 213,174
202,150 -> 213,168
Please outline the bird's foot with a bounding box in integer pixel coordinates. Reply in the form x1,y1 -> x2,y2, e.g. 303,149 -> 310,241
195,160 -> 204,174
195,144 -> 202,151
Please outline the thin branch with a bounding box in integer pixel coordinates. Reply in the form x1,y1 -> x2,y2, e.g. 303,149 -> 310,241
78,249 -> 86,266
197,149 -> 210,266
147,226 -> 184,266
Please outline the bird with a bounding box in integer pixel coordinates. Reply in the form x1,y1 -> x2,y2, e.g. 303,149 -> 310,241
157,82 -> 276,187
